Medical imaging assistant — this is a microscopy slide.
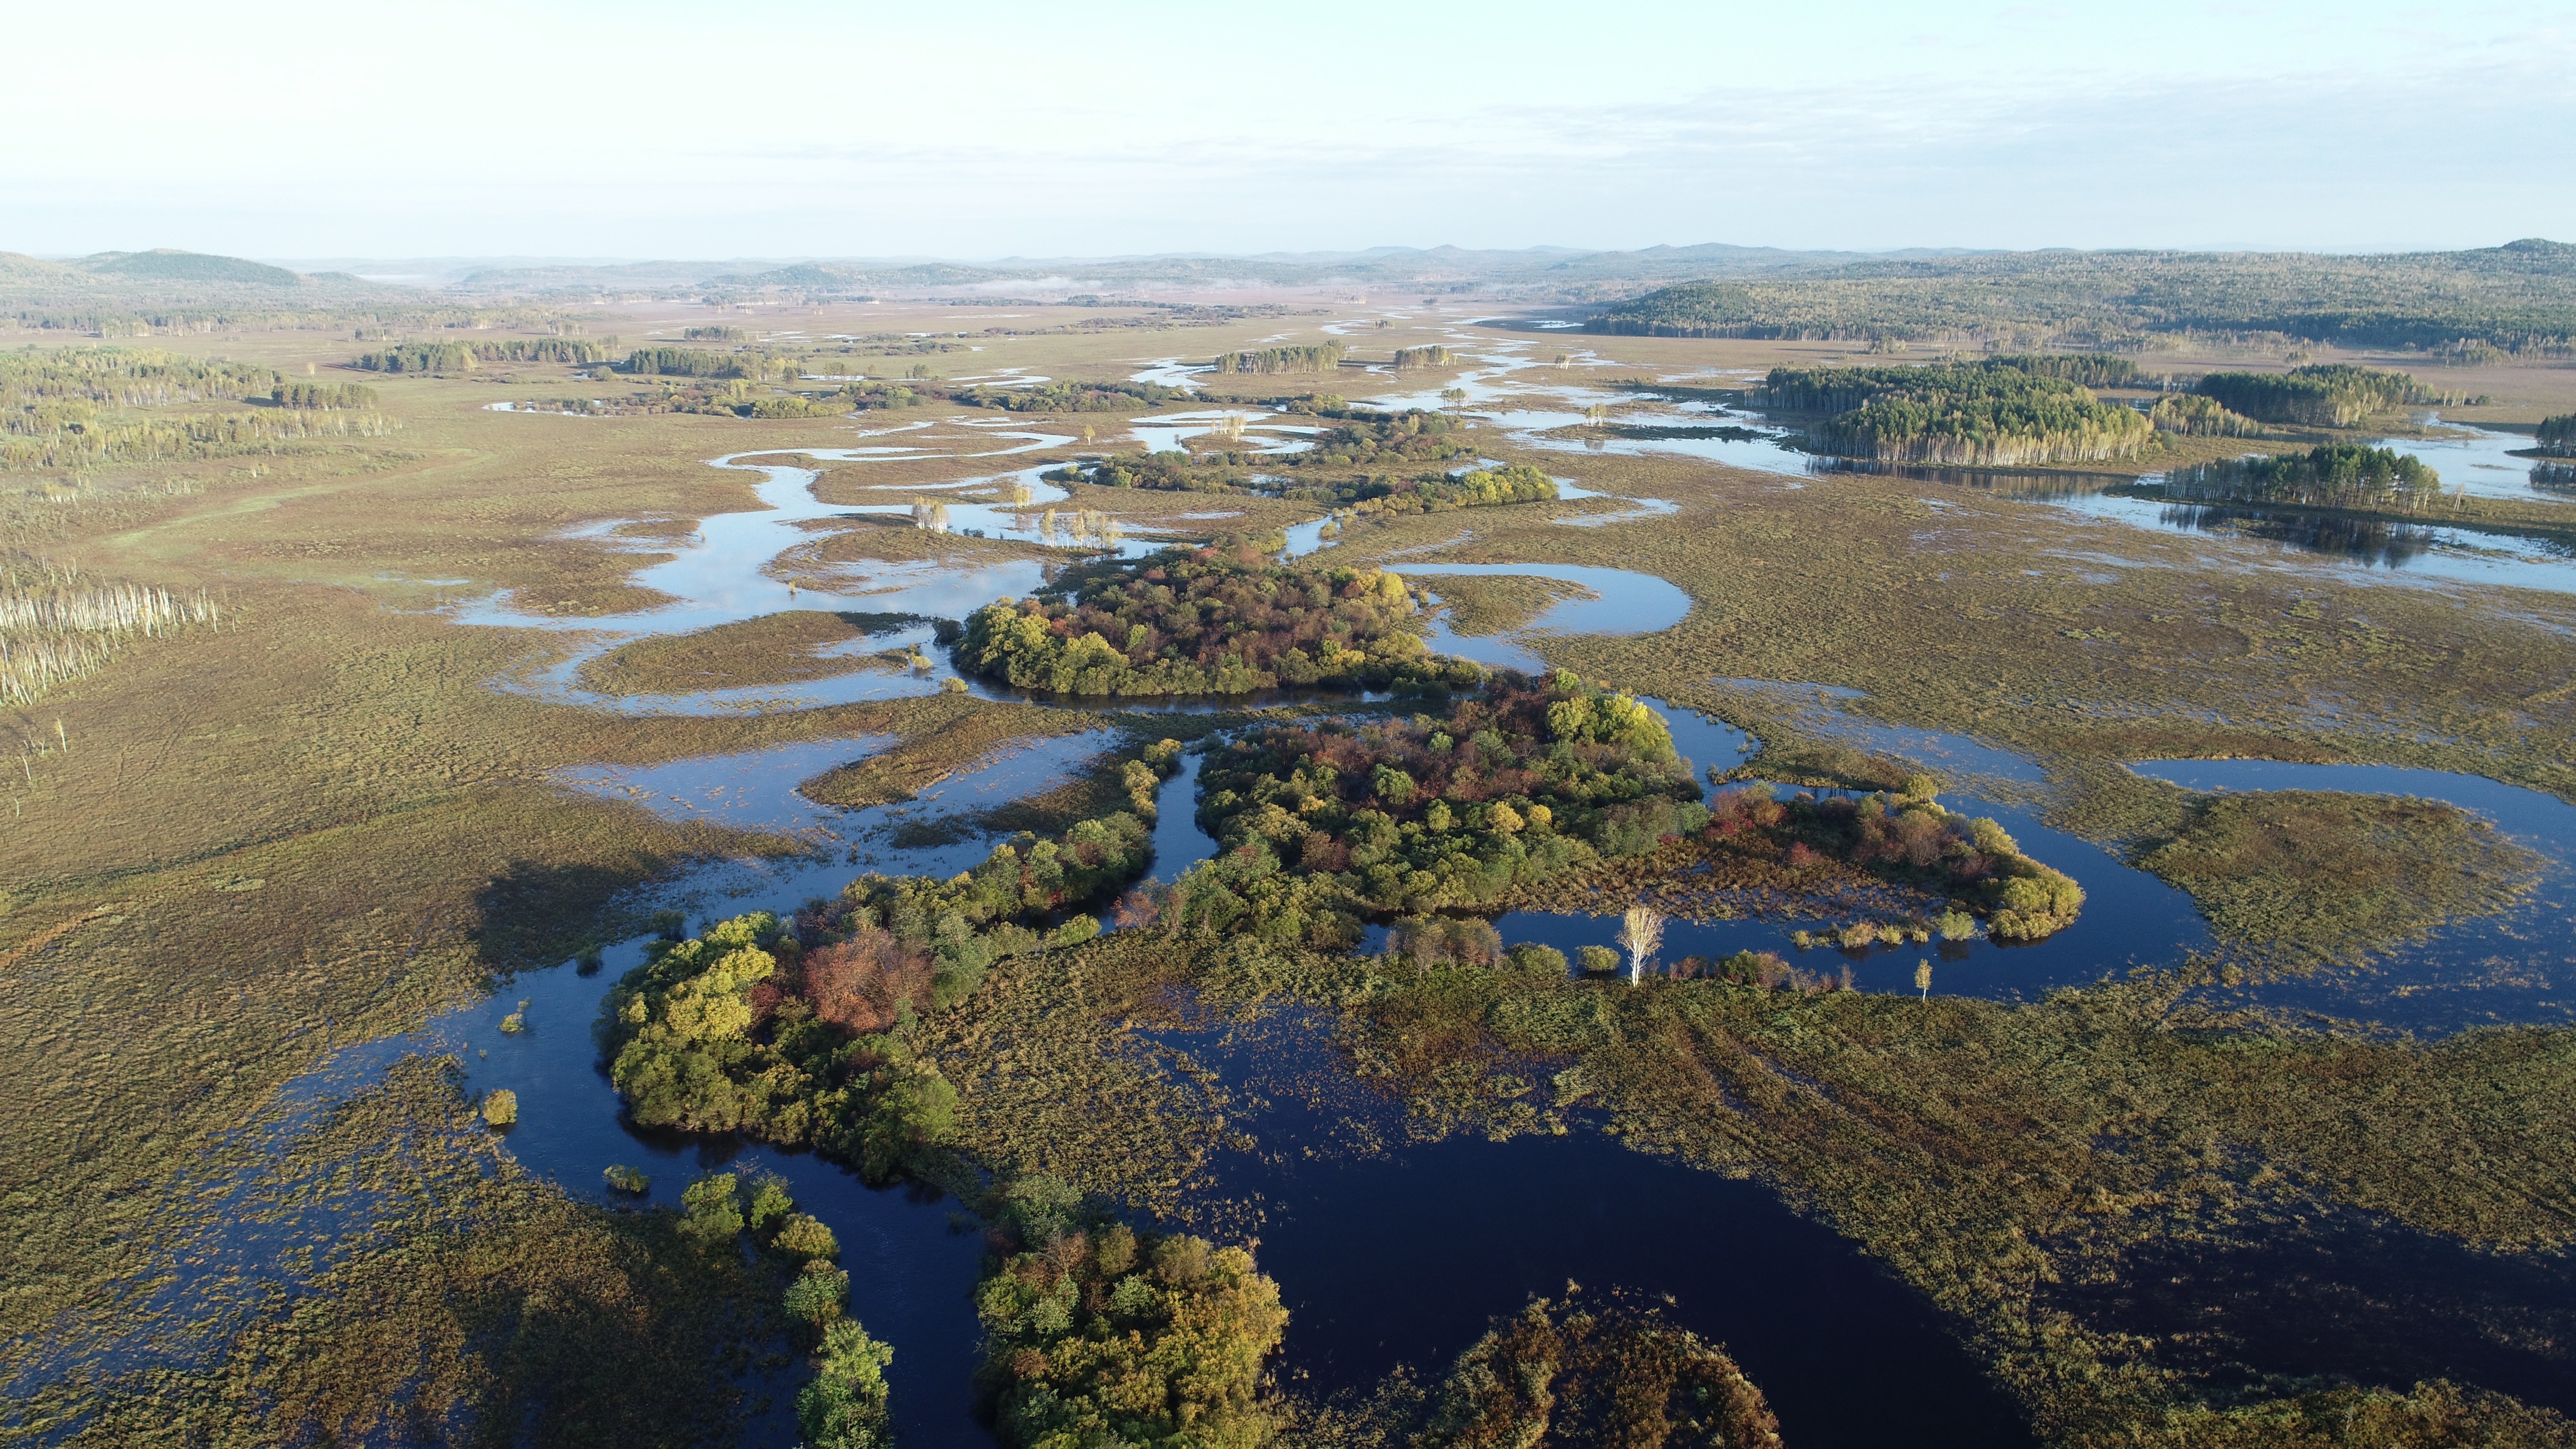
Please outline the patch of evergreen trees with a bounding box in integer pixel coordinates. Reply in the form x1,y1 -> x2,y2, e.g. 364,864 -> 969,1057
2159,443 -> 2445,513
354,337 -> 616,372
1764,359 -> 2157,465
271,381 -> 377,410
1212,343 -> 1344,374
2194,364 -> 2421,427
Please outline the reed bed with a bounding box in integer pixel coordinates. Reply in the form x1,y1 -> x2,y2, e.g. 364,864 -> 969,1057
0,579 -> 220,705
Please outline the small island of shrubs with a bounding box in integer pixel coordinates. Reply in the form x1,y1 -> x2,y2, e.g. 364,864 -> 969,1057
974,1178 -> 1287,1449
1134,673 -> 2083,951
599,741 -> 1184,1178
955,543 -> 1485,697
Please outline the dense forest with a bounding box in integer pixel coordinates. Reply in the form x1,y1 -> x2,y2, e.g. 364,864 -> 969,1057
599,742 -> 1184,1173
2193,364 -> 2422,426
270,381 -> 377,410
354,337 -> 618,372
1045,451 -> 1249,494
1211,343 -> 1344,374
1145,674 -> 2082,948
2148,393 -> 2264,437
952,379 -> 1189,412
619,346 -> 795,380
2535,413 -> 2575,456
955,545 -> 1482,696
1764,358 -> 2156,465
2155,443 -> 2448,513
1587,240 -> 2576,352
1,346 -> 394,471
1392,345 -> 1454,370
1048,446 -> 1558,516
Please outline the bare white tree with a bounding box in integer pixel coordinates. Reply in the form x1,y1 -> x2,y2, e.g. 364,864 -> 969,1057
1617,904 -> 1664,986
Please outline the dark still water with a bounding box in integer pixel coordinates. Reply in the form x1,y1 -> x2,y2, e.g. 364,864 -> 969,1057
1234,1132 -> 2034,1448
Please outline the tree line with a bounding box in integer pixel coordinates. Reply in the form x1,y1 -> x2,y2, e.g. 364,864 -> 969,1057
270,381 -> 377,410
1,346 -> 394,472
354,337 -> 619,372
1212,343 -> 1344,374
1586,240 -> 2576,353
2192,363 -> 2423,427
1764,358 -> 2157,466
2156,443 -> 2447,514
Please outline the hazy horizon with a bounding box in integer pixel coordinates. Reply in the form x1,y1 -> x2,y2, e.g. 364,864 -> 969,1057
9,0 -> 2568,260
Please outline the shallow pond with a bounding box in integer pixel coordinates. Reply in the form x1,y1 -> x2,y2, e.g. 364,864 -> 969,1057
1153,1009 -> 2038,1448
2051,490 -> 2576,596
2375,416 -> 2575,505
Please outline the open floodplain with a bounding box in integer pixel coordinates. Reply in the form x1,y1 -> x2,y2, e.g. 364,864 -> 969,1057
7,290 -> 2576,1449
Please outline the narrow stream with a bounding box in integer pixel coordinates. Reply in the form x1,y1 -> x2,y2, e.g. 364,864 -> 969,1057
177,394 -> 2576,1444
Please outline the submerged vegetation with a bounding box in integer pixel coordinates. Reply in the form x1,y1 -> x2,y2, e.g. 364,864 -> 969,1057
2132,789 -> 2543,962
1764,358 -> 2157,465
956,544 -> 1482,696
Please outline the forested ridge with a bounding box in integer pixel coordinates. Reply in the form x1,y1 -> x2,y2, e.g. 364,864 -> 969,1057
1590,239 -> 2576,352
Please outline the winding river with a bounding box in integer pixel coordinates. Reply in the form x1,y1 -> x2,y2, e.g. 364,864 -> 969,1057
161,383 -> 2576,1445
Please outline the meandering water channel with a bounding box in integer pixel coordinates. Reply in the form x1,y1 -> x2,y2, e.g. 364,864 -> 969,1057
178,391 -> 2576,1444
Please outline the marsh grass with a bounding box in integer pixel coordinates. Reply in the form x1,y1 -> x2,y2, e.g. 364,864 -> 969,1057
573,608 -> 926,696
2132,789 -> 2547,963
19,1056 -> 791,1449
8,304 -> 2576,1443
1425,572 -> 1597,637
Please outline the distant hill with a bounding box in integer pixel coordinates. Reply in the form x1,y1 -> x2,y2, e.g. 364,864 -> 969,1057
82,249 -> 305,285
1586,241 -> 2576,351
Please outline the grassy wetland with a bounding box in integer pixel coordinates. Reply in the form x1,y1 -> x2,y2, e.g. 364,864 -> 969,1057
3,266 -> 2575,1449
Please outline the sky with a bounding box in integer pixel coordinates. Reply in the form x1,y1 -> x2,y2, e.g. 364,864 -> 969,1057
6,0 -> 2572,263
